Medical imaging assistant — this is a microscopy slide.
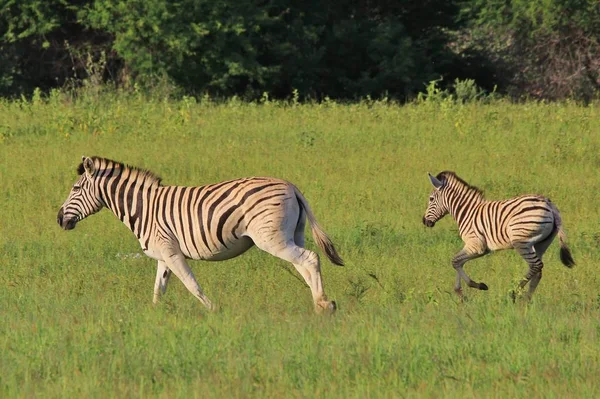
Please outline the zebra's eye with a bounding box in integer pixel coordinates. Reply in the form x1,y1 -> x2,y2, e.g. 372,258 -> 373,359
429,196 -> 434,202
73,185 -> 81,192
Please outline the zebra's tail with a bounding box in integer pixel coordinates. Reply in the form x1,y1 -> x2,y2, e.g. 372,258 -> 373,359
549,201 -> 575,268
293,185 -> 344,266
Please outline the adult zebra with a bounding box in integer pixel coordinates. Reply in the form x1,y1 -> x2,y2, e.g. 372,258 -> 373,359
57,156 -> 344,313
422,171 -> 574,300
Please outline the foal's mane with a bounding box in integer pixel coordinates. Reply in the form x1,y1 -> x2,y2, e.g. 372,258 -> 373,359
436,171 -> 484,197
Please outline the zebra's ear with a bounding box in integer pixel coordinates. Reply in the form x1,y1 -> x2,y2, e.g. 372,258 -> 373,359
82,156 -> 96,177
428,173 -> 443,189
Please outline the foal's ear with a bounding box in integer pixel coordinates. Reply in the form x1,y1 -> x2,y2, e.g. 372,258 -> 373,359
428,173 -> 443,189
81,156 -> 96,177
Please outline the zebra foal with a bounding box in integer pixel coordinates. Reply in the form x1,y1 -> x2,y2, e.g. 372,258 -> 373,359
57,156 -> 344,313
422,171 -> 574,300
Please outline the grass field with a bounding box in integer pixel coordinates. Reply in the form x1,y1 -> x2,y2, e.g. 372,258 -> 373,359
1,92 -> 599,397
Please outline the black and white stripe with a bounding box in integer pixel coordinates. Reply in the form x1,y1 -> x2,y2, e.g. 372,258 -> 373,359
58,156 -> 343,313
423,171 -> 574,299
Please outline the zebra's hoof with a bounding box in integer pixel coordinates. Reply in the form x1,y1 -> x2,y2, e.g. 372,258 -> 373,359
479,283 -> 489,291
316,300 -> 337,315
205,303 -> 218,313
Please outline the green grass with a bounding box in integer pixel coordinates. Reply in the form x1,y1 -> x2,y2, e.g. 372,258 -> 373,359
1,92 -> 599,397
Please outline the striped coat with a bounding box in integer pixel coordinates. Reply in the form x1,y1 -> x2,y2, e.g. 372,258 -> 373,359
58,156 -> 343,313
423,171 -> 574,299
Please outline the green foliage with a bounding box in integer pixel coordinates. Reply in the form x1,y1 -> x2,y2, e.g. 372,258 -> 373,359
468,0 -> 600,36
2,0 -> 600,99
83,0 -> 278,97
1,0 -> 67,41
417,78 -> 493,104
0,0 -> 116,97
1,0 -> 466,99
322,17 -> 418,99
1,94 -> 600,396
464,0 -> 600,100
83,0 -> 451,99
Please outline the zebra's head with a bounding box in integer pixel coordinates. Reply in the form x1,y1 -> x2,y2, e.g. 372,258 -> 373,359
423,172 -> 448,227
57,156 -> 104,230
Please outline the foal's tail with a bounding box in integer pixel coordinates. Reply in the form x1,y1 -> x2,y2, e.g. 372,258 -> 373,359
549,200 -> 575,268
293,186 -> 344,266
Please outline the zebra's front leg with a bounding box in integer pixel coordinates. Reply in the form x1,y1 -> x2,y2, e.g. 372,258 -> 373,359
153,260 -> 172,304
160,244 -> 215,311
452,246 -> 489,299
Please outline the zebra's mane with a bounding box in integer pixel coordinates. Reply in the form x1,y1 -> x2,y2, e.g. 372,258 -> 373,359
436,171 -> 484,198
77,157 -> 163,186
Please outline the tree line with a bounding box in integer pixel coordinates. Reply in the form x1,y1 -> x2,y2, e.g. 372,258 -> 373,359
1,0 -> 599,101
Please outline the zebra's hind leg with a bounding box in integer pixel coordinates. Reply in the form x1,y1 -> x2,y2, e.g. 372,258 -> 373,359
289,216 -> 335,312
454,273 -> 464,300
153,260 -> 172,304
290,222 -> 316,292
452,246 -> 489,299
160,245 -> 215,311
253,236 -> 335,314
514,244 -> 545,300
517,232 -> 555,299
294,210 -> 306,248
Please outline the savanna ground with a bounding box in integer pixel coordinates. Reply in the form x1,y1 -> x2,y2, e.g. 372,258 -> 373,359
1,91 -> 599,398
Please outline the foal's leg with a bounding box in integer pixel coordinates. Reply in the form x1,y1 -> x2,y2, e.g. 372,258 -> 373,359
514,243 -> 544,300
452,244 -> 489,299
527,230 -> 557,298
153,260 -> 172,304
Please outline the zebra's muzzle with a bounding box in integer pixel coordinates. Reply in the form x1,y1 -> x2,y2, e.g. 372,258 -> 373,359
57,208 -> 77,230
422,217 -> 435,228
